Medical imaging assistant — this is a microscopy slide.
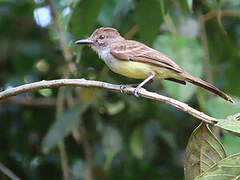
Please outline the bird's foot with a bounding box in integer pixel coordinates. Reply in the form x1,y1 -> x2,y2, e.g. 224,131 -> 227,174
119,84 -> 141,97
120,84 -> 138,94
120,85 -> 126,94
133,88 -> 140,97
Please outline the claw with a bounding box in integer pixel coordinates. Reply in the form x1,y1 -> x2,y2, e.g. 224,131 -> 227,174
133,88 -> 139,97
120,85 -> 126,94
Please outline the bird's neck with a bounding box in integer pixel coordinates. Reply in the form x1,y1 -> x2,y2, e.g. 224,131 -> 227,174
91,45 -> 111,62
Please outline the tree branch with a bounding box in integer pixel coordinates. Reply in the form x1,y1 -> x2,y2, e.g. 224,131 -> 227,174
46,0 -> 76,74
0,79 -> 218,124
58,141 -> 70,180
0,162 -> 20,180
202,10 -> 237,23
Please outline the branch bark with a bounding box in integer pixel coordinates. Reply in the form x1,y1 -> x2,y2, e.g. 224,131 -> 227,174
0,79 -> 218,124
0,162 -> 21,180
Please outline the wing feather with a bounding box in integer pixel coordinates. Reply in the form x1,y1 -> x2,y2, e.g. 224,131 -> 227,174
110,40 -> 183,73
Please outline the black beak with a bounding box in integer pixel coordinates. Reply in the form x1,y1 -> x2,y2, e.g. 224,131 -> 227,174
75,38 -> 93,45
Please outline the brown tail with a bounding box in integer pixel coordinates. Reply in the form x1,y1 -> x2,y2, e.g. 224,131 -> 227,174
181,72 -> 234,104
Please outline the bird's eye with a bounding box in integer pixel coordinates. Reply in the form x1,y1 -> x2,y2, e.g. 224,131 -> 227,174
99,35 -> 105,39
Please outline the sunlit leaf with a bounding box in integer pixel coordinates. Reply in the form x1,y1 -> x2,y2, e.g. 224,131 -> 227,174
59,6 -> 71,32
105,101 -> 125,115
38,89 -> 52,97
153,35 -> 203,102
184,123 -> 226,180
130,127 -> 143,159
216,113 -> 240,134
187,0 -> 193,11
35,59 -> 50,72
42,103 -> 89,153
195,153 -> 240,180
59,0 -> 75,7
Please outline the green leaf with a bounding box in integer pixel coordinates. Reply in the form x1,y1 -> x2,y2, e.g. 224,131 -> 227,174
216,113 -> 240,134
105,101 -> 125,115
38,89 -> 53,97
97,0 -> 118,26
59,6 -> 72,32
206,97 -> 240,118
153,35 -> 203,102
114,0 -> 131,23
221,130 -> 240,156
195,153 -> 240,180
69,0 -> 102,39
42,103 -> 89,153
130,127 -> 143,159
178,0 -> 193,13
102,126 -> 122,169
135,0 -> 162,44
226,65 -> 240,96
187,0 -> 193,11
184,123 -> 226,180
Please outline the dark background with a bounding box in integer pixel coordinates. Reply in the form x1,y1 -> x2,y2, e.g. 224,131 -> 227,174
0,0 -> 240,179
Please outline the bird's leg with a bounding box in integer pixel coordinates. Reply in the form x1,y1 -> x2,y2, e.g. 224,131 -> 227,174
133,73 -> 155,97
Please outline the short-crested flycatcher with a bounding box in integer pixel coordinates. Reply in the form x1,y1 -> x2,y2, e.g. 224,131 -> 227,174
75,27 -> 234,103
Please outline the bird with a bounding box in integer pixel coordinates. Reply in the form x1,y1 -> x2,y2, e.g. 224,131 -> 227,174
75,27 -> 234,103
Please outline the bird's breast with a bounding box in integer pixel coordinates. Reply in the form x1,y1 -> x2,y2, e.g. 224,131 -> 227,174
104,55 -> 154,79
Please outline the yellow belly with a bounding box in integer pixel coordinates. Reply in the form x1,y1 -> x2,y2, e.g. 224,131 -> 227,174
111,60 -> 151,79
106,59 -> 179,80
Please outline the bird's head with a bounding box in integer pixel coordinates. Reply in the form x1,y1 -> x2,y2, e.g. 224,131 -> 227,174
75,27 -> 124,51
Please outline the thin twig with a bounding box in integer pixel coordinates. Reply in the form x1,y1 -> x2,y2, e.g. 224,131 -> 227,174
199,12 -> 220,136
202,10 -> 237,22
0,162 -> 21,180
0,79 -> 218,124
66,87 -> 93,180
46,0 -> 76,73
79,126 -> 93,180
58,141 -> 70,180
199,14 -> 213,85
124,25 -> 139,39
56,87 -> 70,180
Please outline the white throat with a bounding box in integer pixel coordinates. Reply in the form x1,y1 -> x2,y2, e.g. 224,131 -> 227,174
91,45 -> 112,63
90,45 -> 119,72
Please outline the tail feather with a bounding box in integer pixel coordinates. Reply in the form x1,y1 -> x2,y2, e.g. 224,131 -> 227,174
181,72 -> 234,104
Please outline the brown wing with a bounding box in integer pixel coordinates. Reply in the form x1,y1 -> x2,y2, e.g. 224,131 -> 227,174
110,40 -> 183,73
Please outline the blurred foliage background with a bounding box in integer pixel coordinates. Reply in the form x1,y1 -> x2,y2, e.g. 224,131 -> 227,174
0,0 -> 240,179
